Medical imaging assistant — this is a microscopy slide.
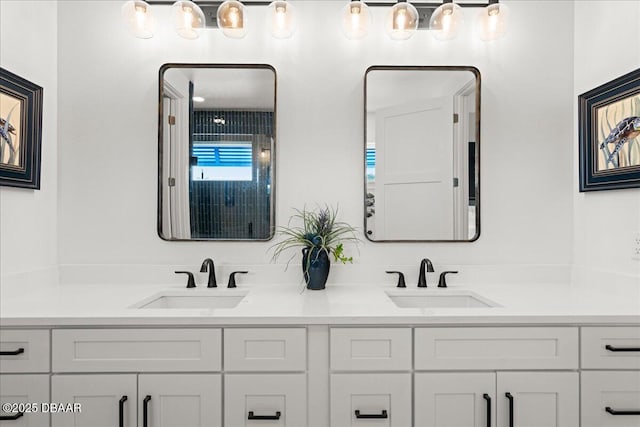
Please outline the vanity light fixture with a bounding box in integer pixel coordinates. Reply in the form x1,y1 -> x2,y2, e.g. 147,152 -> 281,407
171,0 -> 206,39
386,0 -> 419,40
121,0 -> 155,39
341,0 -> 372,40
217,0 -> 248,38
429,0 -> 464,40
192,96 -> 205,102
477,0 -> 509,41
268,0 -> 296,39
124,1 -> 507,42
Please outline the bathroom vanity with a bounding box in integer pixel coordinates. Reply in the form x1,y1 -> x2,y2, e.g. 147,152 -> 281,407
1,282 -> 639,427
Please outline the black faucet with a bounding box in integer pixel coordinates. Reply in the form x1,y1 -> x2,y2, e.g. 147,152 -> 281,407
200,258 -> 217,288
417,258 -> 434,287
175,271 -> 196,288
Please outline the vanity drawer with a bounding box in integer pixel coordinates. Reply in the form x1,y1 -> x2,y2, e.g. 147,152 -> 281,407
52,328 -> 221,372
415,327 -> 578,370
224,328 -> 306,372
0,330 -> 49,373
330,373 -> 411,427
0,374 -> 50,426
581,371 -> 640,426
330,327 -> 411,371
581,327 -> 640,369
225,374 -> 306,426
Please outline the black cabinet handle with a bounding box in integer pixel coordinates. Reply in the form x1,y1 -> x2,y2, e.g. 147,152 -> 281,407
606,406 -> 640,415
143,395 -> 151,427
605,344 -> 640,352
0,412 -> 24,420
119,396 -> 128,427
505,392 -> 514,427
483,394 -> 491,427
0,348 -> 24,356
248,411 -> 281,420
355,410 -> 388,419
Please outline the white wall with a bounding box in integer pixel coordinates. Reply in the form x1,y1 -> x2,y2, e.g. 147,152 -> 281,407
56,1 -> 576,283
0,1 -> 58,286
573,0 -> 640,282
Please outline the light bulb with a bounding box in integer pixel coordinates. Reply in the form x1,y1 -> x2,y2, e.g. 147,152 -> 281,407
268,1 -> 296,39
385,1 -> 419,40
477,2 -> 508,41
341,1 -> 371,40
429,2 -> 464,41
121,0 -> 154,39
171,1 -> 205,39
217,0 -> 247,38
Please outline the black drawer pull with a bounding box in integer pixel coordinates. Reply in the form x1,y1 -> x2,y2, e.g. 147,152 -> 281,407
0,348 -> 24,356
606,406 -> 640,415
505,392 -> 514,427
355,409 -> 388,419
0,412 -> 24,420
605,345 -> 640,352
248,411 -> 281,420
483,394 -> 491,427
143,395 -> 151,427
119,396 -> 128,427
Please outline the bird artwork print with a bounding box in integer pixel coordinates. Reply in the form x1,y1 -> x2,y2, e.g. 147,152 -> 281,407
599,116 -> 640,168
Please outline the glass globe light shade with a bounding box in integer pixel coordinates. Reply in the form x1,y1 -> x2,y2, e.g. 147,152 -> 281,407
217,0 -> 247,39
477,2 -> 509,41
341,1 -> 372,40
170,1 -> 206,39
385,1 -> 419,40
121,0 -> 155,39
268,1 -> 296,39
429,2 -> 464,41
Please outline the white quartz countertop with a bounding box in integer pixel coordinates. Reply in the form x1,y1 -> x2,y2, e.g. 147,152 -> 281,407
1,281 -> 639,327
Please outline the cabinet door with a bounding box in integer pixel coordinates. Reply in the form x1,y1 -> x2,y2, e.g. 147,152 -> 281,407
52,374 -> 136,427
415,372 -> 495,427
581,371 -> 640,427
225,374 -> 306,427
330,373 -> 411,427
138,373 -> 221,427
0,375 -> 49,427
497,372 -> 578,427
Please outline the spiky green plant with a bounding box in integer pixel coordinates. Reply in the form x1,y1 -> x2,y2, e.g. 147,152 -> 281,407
270,205 -> 359,272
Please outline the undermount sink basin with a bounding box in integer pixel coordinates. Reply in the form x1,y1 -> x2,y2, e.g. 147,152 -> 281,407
134,291 -> 248,309
386,290 -> 498,309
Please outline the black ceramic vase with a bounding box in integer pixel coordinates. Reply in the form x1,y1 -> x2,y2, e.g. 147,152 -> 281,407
301,247 -> 330,290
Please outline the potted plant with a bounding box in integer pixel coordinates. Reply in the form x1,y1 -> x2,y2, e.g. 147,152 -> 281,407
271,205 -> 359,290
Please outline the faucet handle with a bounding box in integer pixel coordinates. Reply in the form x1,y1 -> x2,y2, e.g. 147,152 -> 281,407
228,271 -> 248,288
386,271 -> 406,288
175,271 -> 196,288
438,271 -> 458,288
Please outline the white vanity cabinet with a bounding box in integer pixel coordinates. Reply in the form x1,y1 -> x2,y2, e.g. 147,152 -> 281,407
0,330 -> 50,426
580,327 -> 640,426
223,328 -> 308,427
329,328 -> 412,427
50,328 -> 223,427
413,327 -> 580,427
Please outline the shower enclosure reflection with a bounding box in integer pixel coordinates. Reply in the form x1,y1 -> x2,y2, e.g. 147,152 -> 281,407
365,66 -> 480,242
159,64 -> 276,240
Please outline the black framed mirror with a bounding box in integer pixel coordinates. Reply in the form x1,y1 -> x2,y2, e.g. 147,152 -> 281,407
364,66 -> 480,242
158,64 -> 276,241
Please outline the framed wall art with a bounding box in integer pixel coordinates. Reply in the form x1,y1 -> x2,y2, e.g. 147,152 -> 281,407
579,68 -> 640,192
0,67 -> 43,189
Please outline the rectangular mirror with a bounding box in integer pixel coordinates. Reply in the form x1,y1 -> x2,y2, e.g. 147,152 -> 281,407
364,66 -> 480,242
159,64 -> 276,240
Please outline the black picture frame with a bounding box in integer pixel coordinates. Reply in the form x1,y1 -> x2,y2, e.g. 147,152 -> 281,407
0,67 -> 43,190
579,68 -> 640,192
